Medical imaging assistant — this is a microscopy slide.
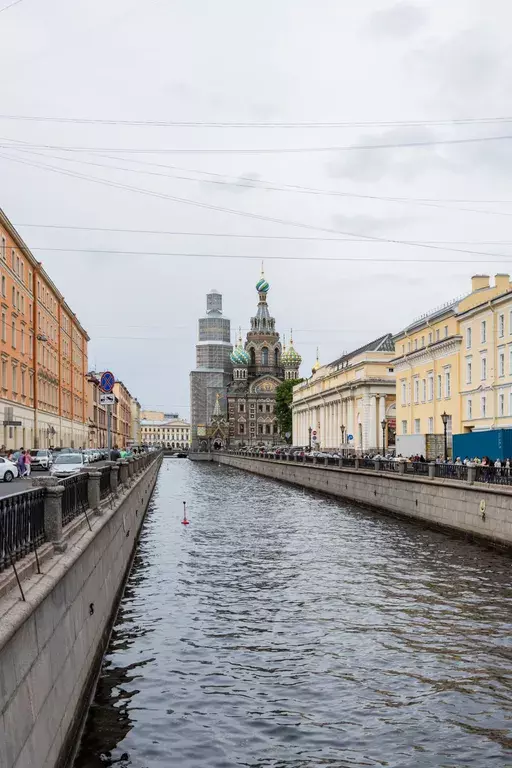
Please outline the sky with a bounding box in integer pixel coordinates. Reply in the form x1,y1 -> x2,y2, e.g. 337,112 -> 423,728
2,0 -> 512,418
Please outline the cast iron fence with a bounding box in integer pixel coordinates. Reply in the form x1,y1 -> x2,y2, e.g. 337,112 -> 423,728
0,488 -> 45,573
61,473 -> 91,527
100,465 -> 111,499
475,465 -> 512,485
434,463 -> 468,481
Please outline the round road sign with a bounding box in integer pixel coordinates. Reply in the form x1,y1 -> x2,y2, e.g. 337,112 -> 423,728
100,371 -> 115,393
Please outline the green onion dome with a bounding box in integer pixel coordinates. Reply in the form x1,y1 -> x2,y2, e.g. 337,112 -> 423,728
230,338 -> 250,366
281,343 -> 302,367
256,277 -> 269,294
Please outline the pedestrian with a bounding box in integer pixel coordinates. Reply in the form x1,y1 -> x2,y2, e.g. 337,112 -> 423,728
17,450 -> 26,477
24,450 -> 32,477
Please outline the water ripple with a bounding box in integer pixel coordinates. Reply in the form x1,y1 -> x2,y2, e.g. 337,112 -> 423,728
73,460 -> 512,768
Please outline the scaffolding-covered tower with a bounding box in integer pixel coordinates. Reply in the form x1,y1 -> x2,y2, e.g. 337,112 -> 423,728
190,289 -> 232,450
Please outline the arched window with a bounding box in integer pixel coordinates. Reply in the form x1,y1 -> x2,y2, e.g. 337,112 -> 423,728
250,348 -> 256,366
261,347 -> 269,366
274,348 -> 279,366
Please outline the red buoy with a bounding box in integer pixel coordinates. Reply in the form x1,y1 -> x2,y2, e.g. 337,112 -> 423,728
181,501 -> 190,525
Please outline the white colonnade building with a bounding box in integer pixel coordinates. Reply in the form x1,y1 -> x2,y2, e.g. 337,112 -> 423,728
292,335 -> 397,453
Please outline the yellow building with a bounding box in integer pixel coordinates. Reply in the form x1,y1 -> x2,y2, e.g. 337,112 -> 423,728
392,274 -> 512,457
292,335 -> 396,452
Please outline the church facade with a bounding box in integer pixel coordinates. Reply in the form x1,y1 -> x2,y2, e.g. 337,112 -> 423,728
227,271 -> 301,446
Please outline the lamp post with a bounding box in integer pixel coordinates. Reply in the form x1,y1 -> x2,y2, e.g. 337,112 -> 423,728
308,426 -> 312,450
441,411 -> 449,461
381,418 -> 387,457
340,424 -> 345,457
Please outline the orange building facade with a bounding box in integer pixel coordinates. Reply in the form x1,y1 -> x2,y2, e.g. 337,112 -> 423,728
0,208 -> 89,450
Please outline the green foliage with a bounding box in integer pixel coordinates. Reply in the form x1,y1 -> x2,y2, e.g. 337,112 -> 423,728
275,379 -> 304,441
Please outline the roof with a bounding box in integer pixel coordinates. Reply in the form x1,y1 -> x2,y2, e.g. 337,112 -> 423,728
328,333 -> 395,368
141,419 -> 190,427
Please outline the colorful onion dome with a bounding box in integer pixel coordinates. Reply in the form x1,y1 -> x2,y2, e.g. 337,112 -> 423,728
281,330 -> 302,367
256,261 -> 270,294
230,328 -> 250,366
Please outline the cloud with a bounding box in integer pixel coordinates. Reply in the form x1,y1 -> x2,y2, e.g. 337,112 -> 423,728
366,2 -> 427,38
327,127 -> 450,182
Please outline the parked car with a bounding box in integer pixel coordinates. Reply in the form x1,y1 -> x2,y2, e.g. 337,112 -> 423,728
50,453 -> 86,477
0,457 -> 19,482
29,449 -> 54,471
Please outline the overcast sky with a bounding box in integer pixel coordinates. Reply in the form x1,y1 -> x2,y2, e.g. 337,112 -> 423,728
2,0 -> 512,417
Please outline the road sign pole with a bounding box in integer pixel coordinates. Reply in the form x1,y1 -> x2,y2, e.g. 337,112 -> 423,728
107,405 -> 112,460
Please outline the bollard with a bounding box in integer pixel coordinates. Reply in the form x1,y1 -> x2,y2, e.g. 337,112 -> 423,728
87,470 -> 102,514
118,459 -> 129,487
110,462 -> 120,497
428,462 -> 436,480
467,464 -> 476,485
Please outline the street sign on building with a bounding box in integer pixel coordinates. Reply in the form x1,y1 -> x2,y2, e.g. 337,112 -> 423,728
100,393 -> 116,406
100,371 -> 115,393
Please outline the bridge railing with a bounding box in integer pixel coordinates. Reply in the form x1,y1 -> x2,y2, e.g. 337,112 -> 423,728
0,450 -> 163,584
224,450 -> 512,488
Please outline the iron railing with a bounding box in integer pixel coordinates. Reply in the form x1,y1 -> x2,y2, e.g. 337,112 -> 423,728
100,465 -> 111,499
434,463 -> 468,481
0,488 -> 45,573
406,462 -> 430,476
475,465 -> 512,485
61,473 -> 90,527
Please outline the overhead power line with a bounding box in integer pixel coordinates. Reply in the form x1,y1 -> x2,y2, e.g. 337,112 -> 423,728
6,141 -> 512,220
0,0 -> 24,13
3,149 -> 512,263
1,113 -> 512,128
2,133 -> 512,154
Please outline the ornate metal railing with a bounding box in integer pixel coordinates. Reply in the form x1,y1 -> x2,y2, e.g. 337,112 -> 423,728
100,465 -> 111,499
474,465 -> 512,485
405,462 -> 430,476
61,473 -> 89,527
0,488 -> 45,573
434,463 -> 468,481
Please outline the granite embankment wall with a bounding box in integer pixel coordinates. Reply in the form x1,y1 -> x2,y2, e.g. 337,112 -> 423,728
216,454 -> 512,549
0,456 -> 162,768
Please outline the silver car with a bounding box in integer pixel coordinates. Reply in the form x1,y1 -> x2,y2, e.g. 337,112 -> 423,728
50,453 -> 85,477
29,449 -> 54,471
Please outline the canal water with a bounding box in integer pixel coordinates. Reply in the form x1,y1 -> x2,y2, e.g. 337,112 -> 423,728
73,459 -> 512,768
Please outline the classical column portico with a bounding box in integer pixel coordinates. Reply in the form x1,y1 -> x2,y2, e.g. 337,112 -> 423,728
369,395 -> 377,451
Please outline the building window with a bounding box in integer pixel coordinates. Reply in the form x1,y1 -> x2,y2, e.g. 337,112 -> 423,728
428,332 -> 432,344
407,342 -> 411,353
481,395 -> 487,418
261,347 -> 269,366
12,286 -> 15,306
401,381 -> 406,405
12,364 -> 17,393
467,398 -> 472,419
21,370 -> 25,397
428,417 -> 434,433
239,402 -> 245,412
421,336 -> 425,348
481,356 -> 487,380
466,327 -> 472,349
413,378 -> 419,403
499,393 -> 505,417
266,404 -> 271,413
239,423 -> 245,434
1,275 -> 4,296
402,420 -> 408,435
258,404 -> 263,412
499,350 -> 505,377
427,375 -> 433,401
1,312 -> 5,342
436,329 -> 440,341
481,320 -> 487,343
0,235 -> 5,260
11,320 -> 16,348
414,418 -> 421,434
414,339 -> 418,351
499,314 -> 505,338
509,346 -> 512,375
466,359 -> 472,385
421,379 -> 426,402
437,374 -> 442,399
258,424 -> 263,434
444,370 -> 451,398
265,424 -> 271,434
1,359 -> 6,389
444,325 -> 448,338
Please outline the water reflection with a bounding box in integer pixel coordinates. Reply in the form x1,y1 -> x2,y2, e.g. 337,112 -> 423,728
73,460 -> 512,767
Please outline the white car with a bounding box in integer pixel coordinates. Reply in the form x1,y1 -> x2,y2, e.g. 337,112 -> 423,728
50,453 -> 85,477
0,457 -> 19,482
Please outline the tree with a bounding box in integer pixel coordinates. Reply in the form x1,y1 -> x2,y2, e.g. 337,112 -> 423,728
275,379 -> 304,442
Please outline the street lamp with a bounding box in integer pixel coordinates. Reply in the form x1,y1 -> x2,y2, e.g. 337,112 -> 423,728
381,419 -> 387,457
308,426 -> 312,450
441,411 -> 449,461
340,424 -> 345,456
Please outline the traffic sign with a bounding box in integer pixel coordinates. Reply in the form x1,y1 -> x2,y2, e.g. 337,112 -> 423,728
312,430 -> 317,436
347,434 -> 353,441
100,393 -> 116,406
100,371 -> 115,393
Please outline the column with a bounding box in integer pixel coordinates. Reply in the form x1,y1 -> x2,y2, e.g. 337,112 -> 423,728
369,395 -> 377,451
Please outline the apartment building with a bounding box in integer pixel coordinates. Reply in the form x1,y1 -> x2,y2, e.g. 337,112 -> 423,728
86,374 -> 107,448
0,208 -> 89,450
392,274 -> 512,457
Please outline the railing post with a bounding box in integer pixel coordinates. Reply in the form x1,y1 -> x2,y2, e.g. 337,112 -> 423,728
339,457 -> 343,468
324,456 -> 329,466
428,462 -> 436,480
373,459 -> 381,472
127,457 -> 135,482
118,459 -> 129,487
110,462 -> 120,497
398,461 -> 406,475
354,457 -> 360,470
44,481 -> 66,553
87,470 -> 102,514
467,464 -> 476,485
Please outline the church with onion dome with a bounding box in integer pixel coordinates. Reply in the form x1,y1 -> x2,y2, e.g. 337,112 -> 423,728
227,268 -> 301,445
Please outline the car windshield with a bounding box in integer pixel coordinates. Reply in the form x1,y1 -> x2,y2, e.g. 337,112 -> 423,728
55,454 -> 83,465
33,450 -> 48,456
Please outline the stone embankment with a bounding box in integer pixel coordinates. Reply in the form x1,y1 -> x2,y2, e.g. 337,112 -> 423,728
215,453 -> 512,550
0,452 -> 162,768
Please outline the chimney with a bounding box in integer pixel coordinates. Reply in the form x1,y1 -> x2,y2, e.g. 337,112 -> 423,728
471,275 -> 490,292
495,273 -> 510,292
